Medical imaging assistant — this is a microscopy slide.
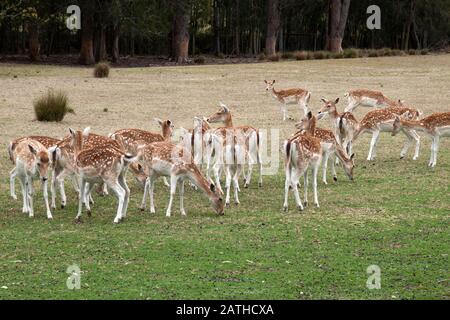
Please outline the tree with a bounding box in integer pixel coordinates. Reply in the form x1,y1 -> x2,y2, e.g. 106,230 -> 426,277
171,0 -> 190,63
79,0 -> 95,65
265,0 -> 280,56
326,0 -> 351,52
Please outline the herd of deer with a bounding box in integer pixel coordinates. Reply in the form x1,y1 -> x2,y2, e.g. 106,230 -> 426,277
6,81 -> 450,222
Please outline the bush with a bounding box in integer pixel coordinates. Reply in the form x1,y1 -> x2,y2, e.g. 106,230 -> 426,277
408,49 -> 417,55
294,51 -> 308,60
313,51 -> 327,59
368,49 -> 380,57
391,49 -> 403,56
343,48 -> 359,58
258,53 -> 266,61
94,61 -> 110,78
420,49 -> 429,55
379,48 -> 393,56
34,90 -> 74,122
194,56 -> 206,64
281,51 -> 294,59
267,54 -> 280,61
331,52 -> 344,59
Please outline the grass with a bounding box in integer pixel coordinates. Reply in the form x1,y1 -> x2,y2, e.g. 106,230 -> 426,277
33,90 -> 74,122
0,55 -> 449,299
94,61 -> 110,78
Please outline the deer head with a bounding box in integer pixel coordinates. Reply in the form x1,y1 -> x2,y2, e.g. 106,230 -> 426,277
317,97 -> 339,120
154,118 -> 174,140
29,144 -> 51,183
264,80 -> 276,94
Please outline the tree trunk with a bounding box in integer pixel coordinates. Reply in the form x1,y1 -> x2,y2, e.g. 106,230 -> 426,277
79,1 -> 95,65
172,0 -> 190,63
28,22 -> 40,61
97,27 -> 107,61
265,0 -> 280,56
326,0 -> 351,53
233,0 -> 240,56
112,26 -> 120,62
213,0 -> 221,55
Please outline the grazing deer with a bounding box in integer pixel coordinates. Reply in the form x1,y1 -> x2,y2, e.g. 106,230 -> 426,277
136,141 -> 224,217
283,130 -> 322,211
12,139 -> 53,219
69,128 -> 138,223
392,112 -> 450,167
295,111 -> 355,184
344,89 -> 397,112
352,108 -> 421,161
9,135 -> 60,202
206,103 -> 262,188
317,98 -> 359,156
264,80 -> 311,121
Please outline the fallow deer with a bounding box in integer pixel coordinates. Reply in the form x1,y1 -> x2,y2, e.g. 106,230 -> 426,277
392,112 -> 450,167
206,103 -> 262,188
294,111 -> 355,184
135,141 -> 224,217
70,127 -> 139,223
12,139 -> 53,219
264,80 -> 311,121
352,108 -> 421,161
344,89 -> 397,112
283,129 -> 322,211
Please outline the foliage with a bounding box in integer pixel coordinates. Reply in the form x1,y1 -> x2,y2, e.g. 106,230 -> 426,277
94,61 -> 110,78
34,90 -> 73,122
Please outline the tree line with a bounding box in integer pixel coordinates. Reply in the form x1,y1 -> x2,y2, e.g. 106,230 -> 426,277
0,0 -> 449,64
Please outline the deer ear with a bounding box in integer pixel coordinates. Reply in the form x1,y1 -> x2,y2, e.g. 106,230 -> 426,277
28,144 -> 37,155
166,119 -> 172,126
264,80 -> 267,84
335,97 -> 340,104
154,118 -> 163,126
350,153 -> 355,160
137,163 -> 143,171
82,127 -> 91,136
307,111 -> 312,119
320,98 -> 327,103
210,183 -> 216,192
69,128 -> 75,136
272,80 -> 275,83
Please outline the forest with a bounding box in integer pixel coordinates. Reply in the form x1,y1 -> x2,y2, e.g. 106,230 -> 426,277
0,0 -> 449,64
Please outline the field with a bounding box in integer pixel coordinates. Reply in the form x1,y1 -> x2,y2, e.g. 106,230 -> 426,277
0,55 -> 449,300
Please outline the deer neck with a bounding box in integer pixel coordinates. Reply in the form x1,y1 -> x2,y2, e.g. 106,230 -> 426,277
187,166 -> 217,200
329,108 -> 340,120
223,114 -> 233,127
401,119 -> 425,132
162,127 -> 171,140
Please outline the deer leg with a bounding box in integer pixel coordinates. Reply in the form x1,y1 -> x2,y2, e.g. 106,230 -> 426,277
234,165 -> 242,205
75,177 -> 86,222
179,180 -> 186,216
291,168 -> 304,211
26,176 -> 34,218
166,174 -> 179,217
118,174 -> 130,219
162,177 -> 170,188
411,130 -> 420,160
42,179 -> 53,219
367,130 -> 379,161
83,183 -> 96,217
50,170 -> 57,209
281,103 -> 288,121
322,151 -> 329,185
59,178 -> 67,209
10,167 -> 17,200
224,165 -> 232,207
303,169 -> 309,207
102,183 -> 109,196
431,135 -> 439,167
283,164 -> 291,211
107,180 -> 126,224
213,164 -> 223,195
140,177 -> 149,211
19,174 -> 28,213
312,161 -> 320,207
149,177 -> 156,214
330,153 -> 337,182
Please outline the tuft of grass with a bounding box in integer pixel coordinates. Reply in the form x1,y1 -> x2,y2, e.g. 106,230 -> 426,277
343,48 -> 359,58
281,51 -> 294,59
420,49 -> 429,55
331,51 -> 344,59
34,90 -> 74,122
408,49 -> 418,55
368,49 -> 380,57
94,61 -> 110,78
294,51 -> 308,61
194,56 -> 206,64
313,51 -> 327,60
258,53 -> 266,61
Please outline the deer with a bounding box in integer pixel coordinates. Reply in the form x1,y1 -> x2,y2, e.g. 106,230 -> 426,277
283,127 -> 323,211
264,80 -> 311,121
294,111 -> 355,185
12,138 -> 53,219
317,98 -> 359,157
344,89 -> 398,112
179,116 -> 212,166
135,141 -> 224,217
70,127 -> 139,223
206,103 -> 262,188
8,135 -> 60,203
351,107 -> 421,161
392,112 -> 450,167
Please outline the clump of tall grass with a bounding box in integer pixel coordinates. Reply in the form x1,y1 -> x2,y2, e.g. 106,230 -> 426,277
294,51 -> 309,60
34,90 -> 74,122
94,61 -> 110,78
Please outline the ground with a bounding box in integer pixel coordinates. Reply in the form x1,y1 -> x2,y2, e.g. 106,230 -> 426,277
0,55 -> 448,299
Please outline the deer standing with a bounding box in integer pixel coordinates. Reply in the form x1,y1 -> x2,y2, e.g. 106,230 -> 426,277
392,112 -> 450,167
136,141 -> 224,216
12,139 -> 53,219
344,89 -> 398,112
264,80 -> 311,121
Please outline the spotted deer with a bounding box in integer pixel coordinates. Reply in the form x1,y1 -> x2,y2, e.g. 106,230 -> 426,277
344,89 -> 398,112
352,107 -> 421,161
295,111 -> 355,184
9,135 -> 60,203
206,103 -> 262,188
70,128 -> 139,223
12,139 -> 53,219
392,112 -> 450,167
179,116 -> 211,166
283,130 -> 322,211
135,141 -> 224,217
264,80 -> 311,121
317,98 -> 359,156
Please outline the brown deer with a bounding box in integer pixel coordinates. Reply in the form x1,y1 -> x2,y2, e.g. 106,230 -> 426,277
344,89 -> 398,112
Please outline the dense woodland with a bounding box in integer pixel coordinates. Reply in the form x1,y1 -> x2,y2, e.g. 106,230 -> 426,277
0,0 -> 449,64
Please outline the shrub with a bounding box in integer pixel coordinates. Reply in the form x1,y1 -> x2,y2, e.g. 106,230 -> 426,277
343,48 -> 359,58
34,90 -> 74,122
391,49 -> 402,56
313,51 -> 326,59
408,49 -> 417,55
267,54 -> 280,61
420,49 -> 429,55
281,51 -> 294,59
258,53 -> 266,61
379,47 -> 392,56
194,56 -> 206,64
294,51 -> 308,60
94,61 -> 110,78
331,52 -> 344,59
368,49 -> 380,57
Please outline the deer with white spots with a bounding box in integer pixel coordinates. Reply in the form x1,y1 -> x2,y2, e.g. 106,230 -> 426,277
264,80 -> 311,121
70,128 -> 139,223
344,89 -> 398,112
392,112 -> 450,167
11,138 -> 53,219
135,141 -> 224,217
294,111 -> 355,184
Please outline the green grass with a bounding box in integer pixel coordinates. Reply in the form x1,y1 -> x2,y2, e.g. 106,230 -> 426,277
0,142 -> 448,300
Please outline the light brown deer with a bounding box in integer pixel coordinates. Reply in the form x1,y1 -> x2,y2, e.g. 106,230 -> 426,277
344,89 -> 398,112
12,139 -> 53,219
264,80 -> 311,120
392,112 -> 450,167
136,141 -> 224,216
352,107 -> 421,161
295,111 -> 355,184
